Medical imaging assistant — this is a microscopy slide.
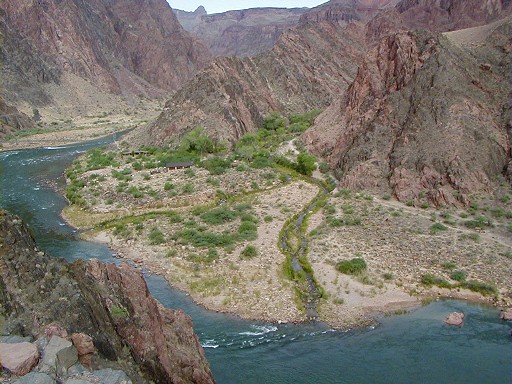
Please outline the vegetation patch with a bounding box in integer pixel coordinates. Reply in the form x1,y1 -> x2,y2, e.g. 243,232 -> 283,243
335,258 -> 367,275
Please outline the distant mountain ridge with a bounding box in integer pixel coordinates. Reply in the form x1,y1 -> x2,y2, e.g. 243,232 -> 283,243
174,6 -> 307,57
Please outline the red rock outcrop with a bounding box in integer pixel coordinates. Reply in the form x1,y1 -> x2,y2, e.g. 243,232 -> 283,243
304,18 -> 511,206
1,0 -> 211,99
72,259 -> 215,384
366,0 -> 512,42
0,342 -> 39,375
0,210 -> 215,383
300,0 -> 399,24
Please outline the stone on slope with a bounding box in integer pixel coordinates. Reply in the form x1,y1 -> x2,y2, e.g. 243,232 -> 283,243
93,368 -> 132,384
0,342 -> 39,375
71,333 -> 95,356
42,336 -> 78,375
14,372 -> 56,384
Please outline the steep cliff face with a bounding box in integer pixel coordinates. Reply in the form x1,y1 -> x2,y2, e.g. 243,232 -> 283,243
299,0 -> 399,24
1,0 -> 211,104
175,7 -> 307,57
0,210 -> 214,383
134,20 -> 366,146
366,0 -> 512,41
303,19 -> 511,206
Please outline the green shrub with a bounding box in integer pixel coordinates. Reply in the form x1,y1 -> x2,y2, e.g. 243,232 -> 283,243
430,222 -> 447,234
110,305 -> 129,318
164,182 -> 175,191
421,274 -> 451,288
336,258 -> 367,275
441,262 -> 457,271
126,186 -> 143,198
200,207 -> 237,225
240,245 -> 258,259
179,229 -> 234,248
461,280 -> 497,296
296,152 -> 317,176
450,270 -> 467,282
182,183 -> 194,194
264,215 -> 273,223
464,215 -> 493,228
148,228 -> 166,245
238,221 -> 258,241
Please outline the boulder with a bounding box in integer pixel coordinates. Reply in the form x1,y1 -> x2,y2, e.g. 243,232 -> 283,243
0,335 -> 32,344
42,336 -> 78,375
444,312 -> 465,326
0,342 -> 39,375
44,323 -> 69,340
500,308 -> 512,321
93,368 -> 132,384
71,333 -> 95,356
14,372 -> 56,384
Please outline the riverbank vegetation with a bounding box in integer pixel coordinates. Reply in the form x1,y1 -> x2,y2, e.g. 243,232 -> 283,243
62,111 -> 512,327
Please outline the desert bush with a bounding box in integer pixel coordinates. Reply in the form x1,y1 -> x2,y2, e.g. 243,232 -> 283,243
240,245 -> 258,259
336,258 -> 367,275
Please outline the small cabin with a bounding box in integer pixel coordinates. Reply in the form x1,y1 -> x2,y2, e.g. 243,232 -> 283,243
121,150 -> 149,156
165,161 -> 194,170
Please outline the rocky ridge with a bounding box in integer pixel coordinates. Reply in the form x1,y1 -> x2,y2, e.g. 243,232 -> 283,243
132,18 -> 366,146
0,210 -> 214,383
303,17 -> 511,206
175,6 -> 307,57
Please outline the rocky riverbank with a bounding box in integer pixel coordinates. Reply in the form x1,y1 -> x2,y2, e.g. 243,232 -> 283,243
0,210 -> 214,383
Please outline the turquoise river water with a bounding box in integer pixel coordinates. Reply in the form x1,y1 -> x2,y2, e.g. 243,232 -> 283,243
0,137 -> 510,384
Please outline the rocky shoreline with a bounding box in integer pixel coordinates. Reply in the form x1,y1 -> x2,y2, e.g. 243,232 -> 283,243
0,210 -> 215,383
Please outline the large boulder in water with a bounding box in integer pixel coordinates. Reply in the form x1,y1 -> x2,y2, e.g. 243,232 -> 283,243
500,308 -> 512,321
444,312 -> 465,326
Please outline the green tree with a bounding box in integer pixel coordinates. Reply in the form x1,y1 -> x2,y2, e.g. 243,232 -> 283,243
296,152 -> 317,176
179,127 -> 214,155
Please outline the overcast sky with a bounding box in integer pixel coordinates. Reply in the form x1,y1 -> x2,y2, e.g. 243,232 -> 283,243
167,1 -> 328,14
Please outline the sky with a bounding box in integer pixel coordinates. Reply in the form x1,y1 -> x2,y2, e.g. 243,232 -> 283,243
167,1 -> 328,14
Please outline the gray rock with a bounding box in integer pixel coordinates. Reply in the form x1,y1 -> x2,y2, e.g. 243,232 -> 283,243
14,372 -> 56,384
0,335 -> 33,344
67,362 -> 87,376
93,368 -> 132,384
65,380 -> 98,384
42,336 -> 78,375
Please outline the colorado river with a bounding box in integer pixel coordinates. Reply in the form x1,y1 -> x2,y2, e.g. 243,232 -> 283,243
0,139 -> 510,384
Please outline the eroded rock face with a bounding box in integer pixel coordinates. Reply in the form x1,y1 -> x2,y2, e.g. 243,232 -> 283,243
0,210 -> 215,384
71,259 -> 214,384
304,20 -> 511,206
1,0 -> 211,97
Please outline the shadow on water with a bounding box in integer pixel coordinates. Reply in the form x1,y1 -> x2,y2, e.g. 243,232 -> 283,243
1,134 -> 510,384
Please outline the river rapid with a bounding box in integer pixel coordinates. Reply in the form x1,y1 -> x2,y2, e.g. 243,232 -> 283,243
0,138 -> 510,384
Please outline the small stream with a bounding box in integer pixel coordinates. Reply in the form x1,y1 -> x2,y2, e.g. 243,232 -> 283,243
280,181 -> 326,319
1,138 -> 511,384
